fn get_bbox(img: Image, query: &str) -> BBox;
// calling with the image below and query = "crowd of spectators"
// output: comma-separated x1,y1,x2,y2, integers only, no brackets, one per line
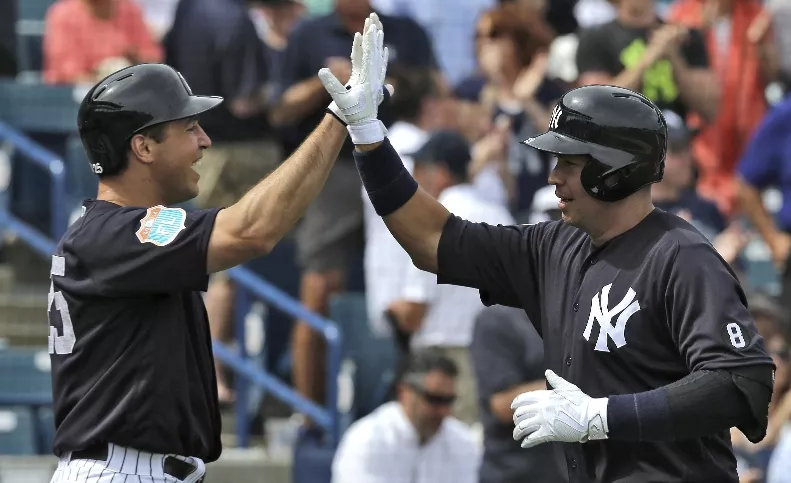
4,0,791,481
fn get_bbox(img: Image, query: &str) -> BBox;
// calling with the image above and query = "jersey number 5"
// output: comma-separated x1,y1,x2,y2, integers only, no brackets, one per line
48,255,76,355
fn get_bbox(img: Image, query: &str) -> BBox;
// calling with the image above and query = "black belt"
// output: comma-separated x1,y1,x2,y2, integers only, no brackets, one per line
72,444,202,482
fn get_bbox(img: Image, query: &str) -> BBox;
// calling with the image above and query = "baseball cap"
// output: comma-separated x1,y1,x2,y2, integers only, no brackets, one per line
663,110,691,152
411,130,472,180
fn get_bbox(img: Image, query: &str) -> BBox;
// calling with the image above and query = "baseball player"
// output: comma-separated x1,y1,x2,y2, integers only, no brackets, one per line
46,14,390,483
321,82,776,482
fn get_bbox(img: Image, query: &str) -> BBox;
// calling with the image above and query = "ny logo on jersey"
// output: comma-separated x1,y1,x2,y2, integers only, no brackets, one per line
549,104,562,130
582,283,641,352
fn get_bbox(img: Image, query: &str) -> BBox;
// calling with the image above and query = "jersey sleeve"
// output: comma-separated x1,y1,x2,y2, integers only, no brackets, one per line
73,205,221,295
437,216,543,309
665,242,773,372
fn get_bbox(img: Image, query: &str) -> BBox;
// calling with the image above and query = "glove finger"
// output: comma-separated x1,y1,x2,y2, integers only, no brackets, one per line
511,390,548,409
512,405,538,423
521,428,552,449
359,24,377,84
371,12,382,31
512,419,541,441
349,32,362,83
377,84,393,106
318,68,346,95
545,370,576,391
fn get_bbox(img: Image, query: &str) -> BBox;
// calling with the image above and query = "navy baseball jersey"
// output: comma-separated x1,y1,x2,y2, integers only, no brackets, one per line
437,208,773,483
47,200,223,462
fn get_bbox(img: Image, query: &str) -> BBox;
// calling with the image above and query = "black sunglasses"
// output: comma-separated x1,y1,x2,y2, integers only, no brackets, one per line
408,382,457,406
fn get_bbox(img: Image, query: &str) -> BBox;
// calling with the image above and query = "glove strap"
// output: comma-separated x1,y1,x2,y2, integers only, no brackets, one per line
586,397,610,441
348,119,386,145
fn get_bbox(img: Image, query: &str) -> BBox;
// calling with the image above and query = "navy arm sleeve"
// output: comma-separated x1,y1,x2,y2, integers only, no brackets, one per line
606,242,775,442
437,216,544,313
70,205,221,295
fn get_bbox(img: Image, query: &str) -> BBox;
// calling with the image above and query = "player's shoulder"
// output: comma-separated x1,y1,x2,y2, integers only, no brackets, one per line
647,208,722,260
65,201,189,254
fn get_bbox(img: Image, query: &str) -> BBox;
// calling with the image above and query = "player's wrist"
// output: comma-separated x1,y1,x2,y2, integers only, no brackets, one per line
347,119,386,145
586,397,610,441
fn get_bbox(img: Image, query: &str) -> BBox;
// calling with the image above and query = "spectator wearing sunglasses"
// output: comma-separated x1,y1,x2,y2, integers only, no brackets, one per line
331,349,481,483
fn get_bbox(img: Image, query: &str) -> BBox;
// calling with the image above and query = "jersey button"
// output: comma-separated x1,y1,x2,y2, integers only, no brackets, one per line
573,303,579,312
570,458,578,470
565,356,572,366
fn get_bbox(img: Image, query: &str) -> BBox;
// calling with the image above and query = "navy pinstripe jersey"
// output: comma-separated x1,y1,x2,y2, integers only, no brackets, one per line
47,199,223,462
437,208,773,483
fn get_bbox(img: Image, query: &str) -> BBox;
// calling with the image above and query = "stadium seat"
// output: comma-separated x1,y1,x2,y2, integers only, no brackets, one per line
0,406,38,455
0,81,80,133
328,293,399,420
0,347,53,405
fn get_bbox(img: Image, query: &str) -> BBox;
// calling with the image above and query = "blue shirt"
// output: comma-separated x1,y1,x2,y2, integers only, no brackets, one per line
275,11,437,156
738,97,791,231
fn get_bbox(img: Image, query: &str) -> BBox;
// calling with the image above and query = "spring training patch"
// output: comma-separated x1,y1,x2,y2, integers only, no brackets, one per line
136,206,187,246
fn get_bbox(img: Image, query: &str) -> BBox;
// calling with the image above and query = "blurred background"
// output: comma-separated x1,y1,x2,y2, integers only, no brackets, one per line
1,0,791,482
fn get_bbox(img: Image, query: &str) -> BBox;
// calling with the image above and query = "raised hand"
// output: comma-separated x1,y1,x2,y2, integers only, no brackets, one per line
320,13,393,145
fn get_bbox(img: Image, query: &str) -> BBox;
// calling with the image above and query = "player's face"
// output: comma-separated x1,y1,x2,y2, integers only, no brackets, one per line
400,371,456,440
151,118,211,205
548,154,606,228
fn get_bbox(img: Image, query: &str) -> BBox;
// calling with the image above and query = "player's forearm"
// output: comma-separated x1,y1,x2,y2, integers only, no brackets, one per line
667,54,719,123
606,367,773,443
354,139,451,274
269,78,328,126
611,61,652,93
227,115,345,253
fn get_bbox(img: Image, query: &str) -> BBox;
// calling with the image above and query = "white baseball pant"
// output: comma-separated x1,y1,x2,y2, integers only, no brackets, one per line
49,443,206,483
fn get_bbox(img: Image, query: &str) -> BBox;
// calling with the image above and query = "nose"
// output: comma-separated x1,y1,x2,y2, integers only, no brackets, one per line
548,164,563,186
197,125,212,150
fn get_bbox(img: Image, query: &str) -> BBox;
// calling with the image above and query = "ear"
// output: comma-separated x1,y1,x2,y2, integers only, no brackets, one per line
128,133,156,166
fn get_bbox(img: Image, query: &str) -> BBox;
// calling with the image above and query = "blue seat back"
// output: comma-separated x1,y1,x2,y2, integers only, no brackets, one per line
328,293,398,420
0,347,52,403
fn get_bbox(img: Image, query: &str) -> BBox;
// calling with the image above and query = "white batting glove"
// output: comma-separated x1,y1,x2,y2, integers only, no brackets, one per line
320,13,392,145
511,370,609,448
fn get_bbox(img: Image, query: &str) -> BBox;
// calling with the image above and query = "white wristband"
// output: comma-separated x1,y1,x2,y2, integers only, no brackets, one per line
347,120,386,145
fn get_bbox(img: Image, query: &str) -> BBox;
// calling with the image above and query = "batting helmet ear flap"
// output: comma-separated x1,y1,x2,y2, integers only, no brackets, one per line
82,131,125,176
581,159,663,202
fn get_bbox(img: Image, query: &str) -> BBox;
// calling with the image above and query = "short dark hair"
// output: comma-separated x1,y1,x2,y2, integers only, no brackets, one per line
398,348,458,385
387,65,439,124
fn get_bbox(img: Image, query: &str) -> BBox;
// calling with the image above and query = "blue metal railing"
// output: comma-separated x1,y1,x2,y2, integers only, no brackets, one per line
0,119,343,447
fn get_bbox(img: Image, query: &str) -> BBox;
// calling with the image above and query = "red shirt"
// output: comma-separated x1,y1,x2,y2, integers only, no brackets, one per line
43,0,163,84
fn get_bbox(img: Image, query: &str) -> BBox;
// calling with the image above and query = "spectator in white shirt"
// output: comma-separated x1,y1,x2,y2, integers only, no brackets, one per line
331,349,481,483
386,131,515,425
363,66,443,339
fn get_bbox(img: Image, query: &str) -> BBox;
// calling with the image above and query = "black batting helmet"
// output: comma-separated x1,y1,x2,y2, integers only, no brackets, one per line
522,84,667,202
77,63,223,176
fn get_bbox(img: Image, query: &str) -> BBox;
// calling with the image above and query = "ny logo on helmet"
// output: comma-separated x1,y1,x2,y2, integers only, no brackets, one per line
549,105,562,130
583,283,641,352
